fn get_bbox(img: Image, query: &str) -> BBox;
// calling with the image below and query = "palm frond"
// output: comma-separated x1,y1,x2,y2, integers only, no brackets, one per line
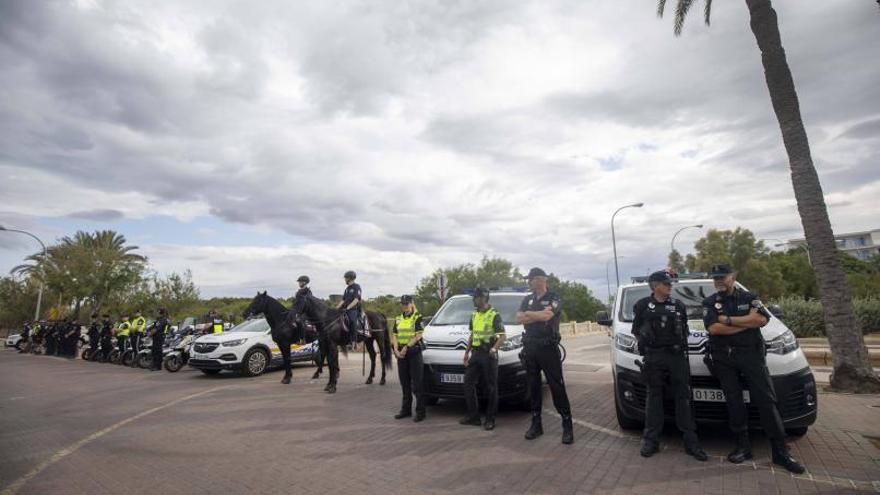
657,0,668,18
704,0,713,27
674,0,696,36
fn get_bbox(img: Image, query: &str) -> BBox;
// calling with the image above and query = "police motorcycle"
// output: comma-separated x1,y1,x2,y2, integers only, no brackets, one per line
163,327,195,372
136,333,155,369
109,338,136,366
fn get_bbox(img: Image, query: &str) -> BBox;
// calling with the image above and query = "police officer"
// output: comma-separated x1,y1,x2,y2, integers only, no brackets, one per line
130,310,147,362
44,321,58,356
633,270,708,460
116,314,131,361
295,275,313,298
206,310,224,334
87,314,101,359
18,321,33,353
337,270,362,345
392,295,426,422
460,288,506,430
516,267,574,444
64,319,81,358
150,308,171,371
100,314,114,361
703,263,805,473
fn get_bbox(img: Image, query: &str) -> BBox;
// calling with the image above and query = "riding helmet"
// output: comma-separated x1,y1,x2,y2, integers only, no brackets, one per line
297,275,310,284
344,270,357,280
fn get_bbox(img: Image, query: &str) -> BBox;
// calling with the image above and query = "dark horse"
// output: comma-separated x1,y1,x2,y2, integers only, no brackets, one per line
242,292,305,385
312,310,392,386
288,293,392,393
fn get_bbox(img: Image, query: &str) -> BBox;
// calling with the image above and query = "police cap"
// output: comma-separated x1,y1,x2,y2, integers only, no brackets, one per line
473,287,490,300
647,270,673,284
400,295,414,305
709,263,734,277
525,267,548,279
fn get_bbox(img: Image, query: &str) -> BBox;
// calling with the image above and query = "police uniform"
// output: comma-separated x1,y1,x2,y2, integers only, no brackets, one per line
116,319,131,356
519,267,573,443
633,271,706,460
393,302,425,421
100,318,114,360
342,281,362,342
151,315,170,370
211,318,224,334
702,263,804,473
87,320,101,357
44,323,58,355
461,294,506,429
130,315,147,357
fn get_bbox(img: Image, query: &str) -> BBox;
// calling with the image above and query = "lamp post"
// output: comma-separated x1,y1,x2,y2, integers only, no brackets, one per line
611,203,644,287
604,257,625,308
0,225,47,320
671,224,703,253
776,243,811,265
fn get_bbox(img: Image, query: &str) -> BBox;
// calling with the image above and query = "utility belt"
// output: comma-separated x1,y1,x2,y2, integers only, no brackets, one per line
471,343,494,352
643,343,685,354
523,334,559,347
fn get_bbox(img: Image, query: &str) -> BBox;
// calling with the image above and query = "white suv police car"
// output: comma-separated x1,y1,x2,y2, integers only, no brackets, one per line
599,275,817,435
189,317,318,376
421,291,529,405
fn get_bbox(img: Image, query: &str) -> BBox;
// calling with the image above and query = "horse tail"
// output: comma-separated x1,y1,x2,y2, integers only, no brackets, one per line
379,313,393,371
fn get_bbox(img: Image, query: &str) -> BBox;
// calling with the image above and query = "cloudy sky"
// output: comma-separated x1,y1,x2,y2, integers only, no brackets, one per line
1,0,878,301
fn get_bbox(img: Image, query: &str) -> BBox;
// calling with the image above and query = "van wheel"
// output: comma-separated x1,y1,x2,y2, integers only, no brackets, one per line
786,427,808,437
242,348,269,377
615,391,643,430
200,369,221,375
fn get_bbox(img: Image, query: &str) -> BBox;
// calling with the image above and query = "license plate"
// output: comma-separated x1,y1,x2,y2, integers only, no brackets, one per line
693,388,750,403
440,373,465,384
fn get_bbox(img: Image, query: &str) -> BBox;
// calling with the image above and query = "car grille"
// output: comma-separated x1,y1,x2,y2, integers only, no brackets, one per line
194,343,219,353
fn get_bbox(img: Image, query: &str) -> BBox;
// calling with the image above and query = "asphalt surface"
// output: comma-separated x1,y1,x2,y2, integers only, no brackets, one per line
1,335,878,494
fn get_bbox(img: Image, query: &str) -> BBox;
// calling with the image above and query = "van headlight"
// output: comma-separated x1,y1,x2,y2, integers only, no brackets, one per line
499,334,523,352
765,330,798,355
222,338,248,347
614,333,638,354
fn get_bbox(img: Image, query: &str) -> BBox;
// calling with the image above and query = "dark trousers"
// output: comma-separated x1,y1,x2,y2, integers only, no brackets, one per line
88,332,100,353
131,333,141,354
397,346,425,415
464,348,499,420
151,334,165,369
642,348,697,444
45,335,56,355
345,309,360,343
523,343,571,416
710,345,785,441
117,336,128,355
101,337,113,359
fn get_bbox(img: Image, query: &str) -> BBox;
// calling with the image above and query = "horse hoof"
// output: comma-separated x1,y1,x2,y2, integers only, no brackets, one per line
281,376,291,385
327,386,336,394
365,377,373,385
380,378,386,385
311,372,321,380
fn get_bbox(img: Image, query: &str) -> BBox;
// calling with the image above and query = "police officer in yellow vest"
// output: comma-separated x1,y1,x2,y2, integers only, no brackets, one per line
392,295,426,422
207,310,224,334
115,314,131,358
460,288,506,430
130,310,147,364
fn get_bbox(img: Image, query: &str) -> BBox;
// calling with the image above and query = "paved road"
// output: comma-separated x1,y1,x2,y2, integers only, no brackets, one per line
1,335,878,494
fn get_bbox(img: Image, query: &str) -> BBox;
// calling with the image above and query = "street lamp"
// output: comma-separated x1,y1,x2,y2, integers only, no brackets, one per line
671,224,703,253
775,242,811,265
605,256,626,307
0,225,47,320
611,203,644,288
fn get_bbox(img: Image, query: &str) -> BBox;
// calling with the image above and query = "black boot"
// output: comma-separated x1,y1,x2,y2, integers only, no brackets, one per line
771,442,805,474
394,410,411,420
524,414,543,440
684,442,709,462
561,416,574,444
413,411,426,423
459,416,482,426
727,433,753,464
640,440,660,457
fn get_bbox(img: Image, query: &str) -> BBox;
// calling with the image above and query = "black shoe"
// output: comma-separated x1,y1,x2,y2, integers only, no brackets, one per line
459,416,482,426
394,411,411,420
685,443,709,462
413,413,426,423
524,416,543,440
640,441,660,458
726,446,753,464
772,447,805,474
561,416,574,445
484,419,495,431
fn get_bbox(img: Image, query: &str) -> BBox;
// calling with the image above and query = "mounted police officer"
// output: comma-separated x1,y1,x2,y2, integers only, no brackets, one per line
460,288,506,430
633,270,707,460
338,270,362,345
150,308,171,371
295,275,313,298
392,295,425,422
516,267,574,444
702,263,804,473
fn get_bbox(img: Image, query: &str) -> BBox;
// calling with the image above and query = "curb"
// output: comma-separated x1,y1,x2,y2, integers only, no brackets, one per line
802,348,880,367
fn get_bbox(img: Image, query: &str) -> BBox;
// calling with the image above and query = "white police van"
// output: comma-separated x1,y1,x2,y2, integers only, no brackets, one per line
421,290,529,405
599,275,817,435
189,317,318,376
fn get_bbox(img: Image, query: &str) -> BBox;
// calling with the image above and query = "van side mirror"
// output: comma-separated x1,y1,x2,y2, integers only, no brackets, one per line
596,311,612,327
767,304,784,319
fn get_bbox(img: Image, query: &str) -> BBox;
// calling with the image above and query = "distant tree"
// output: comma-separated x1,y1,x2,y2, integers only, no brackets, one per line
668,249,686,274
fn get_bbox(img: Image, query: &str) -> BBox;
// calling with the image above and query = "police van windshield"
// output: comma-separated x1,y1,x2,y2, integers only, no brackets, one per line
430,295,524,326
619,282,717,322
228,318,270,333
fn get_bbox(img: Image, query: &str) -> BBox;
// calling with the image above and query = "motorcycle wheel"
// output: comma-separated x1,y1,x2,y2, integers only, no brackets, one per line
80,348,91,361
163,354,183,372
109,349,121,364
121,350,135,367
137,353,151,369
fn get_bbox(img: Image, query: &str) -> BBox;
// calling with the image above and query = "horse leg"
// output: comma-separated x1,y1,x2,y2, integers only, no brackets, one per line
281,340,292,384
326,344,338,394
378,335,387,385
365,338,376,385
312,339,324,380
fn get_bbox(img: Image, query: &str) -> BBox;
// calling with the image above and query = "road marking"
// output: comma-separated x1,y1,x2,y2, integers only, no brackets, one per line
543,408,629,438
0,386,229,495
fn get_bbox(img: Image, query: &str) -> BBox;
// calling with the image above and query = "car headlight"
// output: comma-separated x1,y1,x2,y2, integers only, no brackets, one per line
222,338,248,347
766,330,798,355
614,332,639,354
499,334,523,352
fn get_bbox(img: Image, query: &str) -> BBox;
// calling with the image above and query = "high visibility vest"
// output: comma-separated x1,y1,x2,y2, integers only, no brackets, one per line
212,320,223,334
131,316,146,334
470,307,499,347
394,311,421,345
117,321,131,337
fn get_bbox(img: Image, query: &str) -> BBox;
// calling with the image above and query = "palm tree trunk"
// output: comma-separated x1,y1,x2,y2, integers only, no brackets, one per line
745,0,879,392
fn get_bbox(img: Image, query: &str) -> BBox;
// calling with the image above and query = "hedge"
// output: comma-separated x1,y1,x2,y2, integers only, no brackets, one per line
772,297,880,338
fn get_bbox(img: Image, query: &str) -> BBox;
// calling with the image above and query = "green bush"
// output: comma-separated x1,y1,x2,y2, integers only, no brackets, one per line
772,297,880,337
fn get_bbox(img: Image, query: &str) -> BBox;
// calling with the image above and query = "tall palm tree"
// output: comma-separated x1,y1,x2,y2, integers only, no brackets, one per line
657,0,879,392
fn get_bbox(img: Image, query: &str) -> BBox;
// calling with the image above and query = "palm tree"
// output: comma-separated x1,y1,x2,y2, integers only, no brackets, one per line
657,0,880,392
